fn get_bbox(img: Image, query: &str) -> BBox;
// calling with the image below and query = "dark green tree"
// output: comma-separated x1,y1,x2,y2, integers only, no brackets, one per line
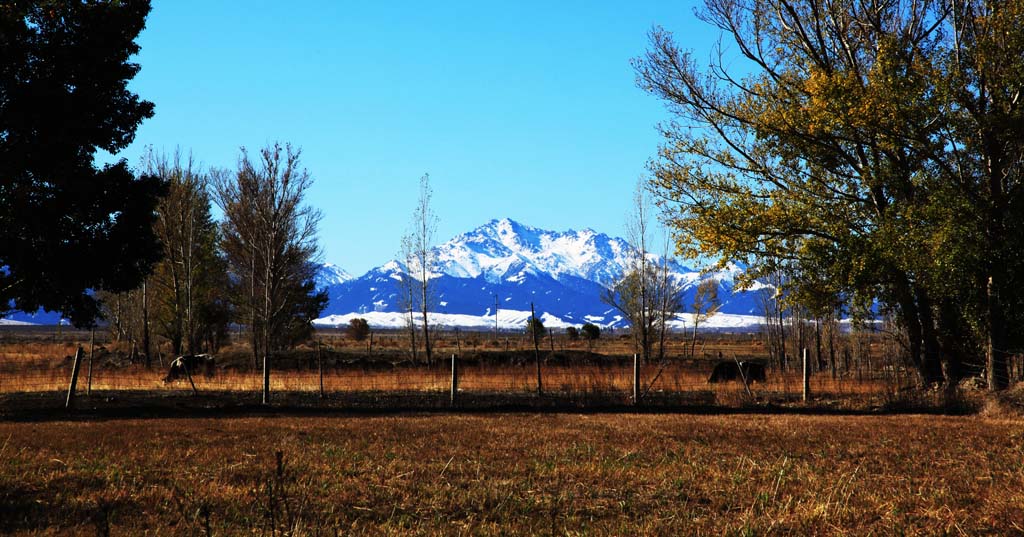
0,1,163,327
581,323,601,341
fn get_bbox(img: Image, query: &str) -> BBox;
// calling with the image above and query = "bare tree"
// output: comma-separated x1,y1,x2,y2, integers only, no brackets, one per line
603,182,682,364
654,234,682,362
403,174,438,366
398,236,419,363
689,279,721,359
144,148,226,356
215,143,325,405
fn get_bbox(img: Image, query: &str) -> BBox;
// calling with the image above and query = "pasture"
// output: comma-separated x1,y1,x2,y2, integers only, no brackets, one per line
1,412,1023,535
0,326,917,415
2,326,1021,534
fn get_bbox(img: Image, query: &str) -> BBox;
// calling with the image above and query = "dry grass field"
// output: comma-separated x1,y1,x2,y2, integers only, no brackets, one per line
1,412,1023,535
1,329,1023,534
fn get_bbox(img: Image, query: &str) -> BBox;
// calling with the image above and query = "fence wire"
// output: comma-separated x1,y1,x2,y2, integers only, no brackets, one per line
0,350,920,406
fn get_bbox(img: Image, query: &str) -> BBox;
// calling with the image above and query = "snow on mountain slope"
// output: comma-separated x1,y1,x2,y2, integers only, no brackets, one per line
433,218,682,286
315,263,353,289
314,310,763,332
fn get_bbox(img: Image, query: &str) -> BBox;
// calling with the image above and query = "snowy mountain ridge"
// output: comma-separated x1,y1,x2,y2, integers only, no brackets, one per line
316,219,769,330
315,263,354,289
2,219,769,330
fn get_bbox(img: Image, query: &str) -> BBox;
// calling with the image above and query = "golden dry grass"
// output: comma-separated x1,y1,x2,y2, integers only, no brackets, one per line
0,413,1021,535
0,361,896,404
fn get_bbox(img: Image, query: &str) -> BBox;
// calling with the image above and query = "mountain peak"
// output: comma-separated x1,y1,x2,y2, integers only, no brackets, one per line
431,218,637,286
309,218,766,330
315,263,353,289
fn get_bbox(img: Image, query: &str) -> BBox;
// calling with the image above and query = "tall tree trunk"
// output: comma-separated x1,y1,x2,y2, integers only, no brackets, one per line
897,287,925,381
778,304,787,371
915,288,944,385
142,279,151,368
408,308,418,363
250,245,258,369
938,297,966,385
421,298,431,367
828,315,837,380
986,273,1010,390
815,319,824,371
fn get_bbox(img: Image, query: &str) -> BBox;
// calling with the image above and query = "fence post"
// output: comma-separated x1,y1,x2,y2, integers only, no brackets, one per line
185,359,198,396
802,347,810,402
317,339,324,399
531,302,543,396
450,354,458,407
262,352,270,405
87,328,95,396
632,353,640,406
65,346,84,409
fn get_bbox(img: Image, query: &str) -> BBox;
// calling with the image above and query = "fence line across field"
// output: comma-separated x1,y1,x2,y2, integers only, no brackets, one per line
0,351,914,409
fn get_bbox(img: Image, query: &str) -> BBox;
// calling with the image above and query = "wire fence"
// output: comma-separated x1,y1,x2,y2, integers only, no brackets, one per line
0,344,918,410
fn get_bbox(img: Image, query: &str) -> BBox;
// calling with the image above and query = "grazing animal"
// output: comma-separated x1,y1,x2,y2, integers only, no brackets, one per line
164,354,215,383
708,360,767,384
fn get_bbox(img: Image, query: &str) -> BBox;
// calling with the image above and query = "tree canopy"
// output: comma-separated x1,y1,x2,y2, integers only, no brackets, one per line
637,0,1024,388
0,0,163,327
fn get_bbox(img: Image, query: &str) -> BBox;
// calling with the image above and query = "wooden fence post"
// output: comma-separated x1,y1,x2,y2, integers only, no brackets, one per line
262,352,270,405
802,347,810,402
87,329,95,396
318,339,324,399
450,354,458,407
733,354,753,400
65,346,84,409
185,359,198,396
632,353,640,406
532,303,543,397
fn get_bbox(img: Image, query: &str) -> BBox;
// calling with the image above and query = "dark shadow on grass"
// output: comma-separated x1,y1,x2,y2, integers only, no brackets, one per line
0,388,978,423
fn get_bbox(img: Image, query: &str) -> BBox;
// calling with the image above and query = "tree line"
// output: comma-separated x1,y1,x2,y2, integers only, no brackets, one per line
102,146,326,365
0,2,325,406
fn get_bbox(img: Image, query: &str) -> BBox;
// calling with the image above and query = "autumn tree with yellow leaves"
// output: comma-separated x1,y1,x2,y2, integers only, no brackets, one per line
637,0,1024,389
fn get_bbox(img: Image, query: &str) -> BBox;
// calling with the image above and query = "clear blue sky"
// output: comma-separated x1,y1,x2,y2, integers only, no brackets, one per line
110,1,716,275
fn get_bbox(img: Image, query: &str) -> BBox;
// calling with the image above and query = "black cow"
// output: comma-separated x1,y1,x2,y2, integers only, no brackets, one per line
708,360,767,384
164,354,216,383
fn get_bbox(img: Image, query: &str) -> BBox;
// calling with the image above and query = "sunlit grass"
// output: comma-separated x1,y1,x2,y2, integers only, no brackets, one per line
1,413,1021,534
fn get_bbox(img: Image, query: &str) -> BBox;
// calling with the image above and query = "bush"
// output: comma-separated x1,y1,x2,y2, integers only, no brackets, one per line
581,323,601,341
565,326,580,340
347,318,370,341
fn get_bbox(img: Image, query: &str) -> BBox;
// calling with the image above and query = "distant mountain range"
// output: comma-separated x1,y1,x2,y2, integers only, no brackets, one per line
314,218,769,331
2,219,771,331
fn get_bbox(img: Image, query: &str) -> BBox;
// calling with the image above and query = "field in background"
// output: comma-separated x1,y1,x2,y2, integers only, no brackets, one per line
1,413,1022,535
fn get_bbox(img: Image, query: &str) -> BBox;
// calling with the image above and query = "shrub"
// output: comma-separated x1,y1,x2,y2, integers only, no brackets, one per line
581,323,601,341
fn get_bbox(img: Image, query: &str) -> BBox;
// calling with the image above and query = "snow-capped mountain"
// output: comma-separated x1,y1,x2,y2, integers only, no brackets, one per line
317,219,769,330
315,263,353,289
2,219,770,330
433,218,650,286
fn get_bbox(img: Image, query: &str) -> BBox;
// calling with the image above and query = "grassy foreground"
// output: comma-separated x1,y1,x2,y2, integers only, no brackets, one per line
1,413,1022,535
